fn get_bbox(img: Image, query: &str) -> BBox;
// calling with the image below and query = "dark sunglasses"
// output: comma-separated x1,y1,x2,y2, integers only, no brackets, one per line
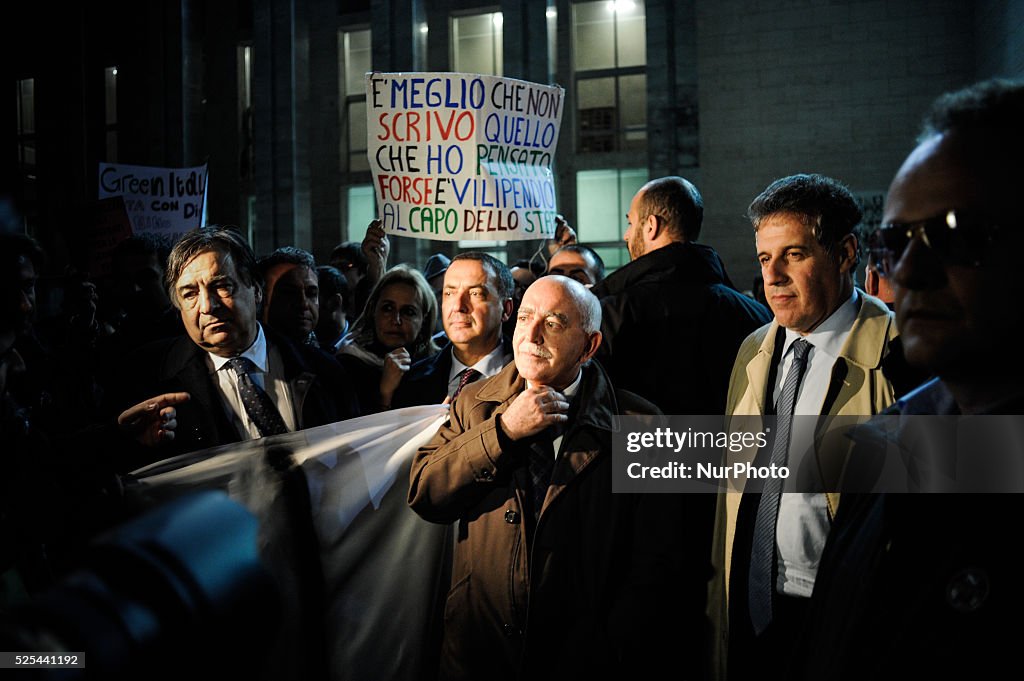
869,210,1001,277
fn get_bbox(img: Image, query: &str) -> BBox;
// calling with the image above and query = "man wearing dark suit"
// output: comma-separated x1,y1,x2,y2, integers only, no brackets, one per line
113,226,358,468
393,252,513,408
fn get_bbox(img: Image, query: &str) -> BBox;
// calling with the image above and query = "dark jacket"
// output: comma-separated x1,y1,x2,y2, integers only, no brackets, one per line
392,337,512,408
592,241,772,415
391,343,456,409
112,326,359,468
337,341,445,414
408,360,714,680
790,380,1024,679
335,350,386,415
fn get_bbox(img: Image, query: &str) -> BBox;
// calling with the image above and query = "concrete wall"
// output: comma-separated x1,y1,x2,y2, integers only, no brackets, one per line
976,0,1024,79
695,0,976,289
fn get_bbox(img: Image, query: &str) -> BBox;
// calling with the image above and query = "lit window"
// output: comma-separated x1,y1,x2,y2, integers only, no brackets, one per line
452,12,503,76
238,44,255,237
104,67,118,161
572,0,647,153
574,2,615,70
238,45,254,182
346,185,376,240
340,29,372,172
343,30,372,94
547,5,557,83
575,168,647,270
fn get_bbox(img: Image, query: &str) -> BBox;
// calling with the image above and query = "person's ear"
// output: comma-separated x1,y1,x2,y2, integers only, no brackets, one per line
864,268,880,297
645,213,660,241
579,331,602,364
501,297,514,323
837,233,858,274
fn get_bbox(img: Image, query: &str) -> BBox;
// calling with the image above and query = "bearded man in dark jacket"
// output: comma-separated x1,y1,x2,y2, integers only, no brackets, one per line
592,176,772,415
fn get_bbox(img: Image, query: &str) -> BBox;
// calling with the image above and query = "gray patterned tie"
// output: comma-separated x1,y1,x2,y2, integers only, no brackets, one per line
527,424,563,522
226,356,289,437
748,338,812,635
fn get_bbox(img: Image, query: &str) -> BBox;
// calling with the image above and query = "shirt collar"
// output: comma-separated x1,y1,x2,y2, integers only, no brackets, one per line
782,290,859,361
450,342,510,381
209,323,269,372
526,367,584,398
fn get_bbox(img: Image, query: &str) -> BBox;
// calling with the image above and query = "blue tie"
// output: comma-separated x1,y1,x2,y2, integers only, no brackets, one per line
226,356,289,437
748,338,812,635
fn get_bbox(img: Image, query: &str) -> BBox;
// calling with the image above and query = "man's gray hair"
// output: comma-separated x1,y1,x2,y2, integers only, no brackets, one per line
165,225,261,309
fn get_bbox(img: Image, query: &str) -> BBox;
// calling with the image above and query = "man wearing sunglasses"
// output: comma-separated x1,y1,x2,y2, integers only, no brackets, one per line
790,79,1024,679
710,173,902,680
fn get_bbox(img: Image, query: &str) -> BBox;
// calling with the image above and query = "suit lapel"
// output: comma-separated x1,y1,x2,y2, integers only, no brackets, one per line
163,337,240,447
745,341,775,414
267,328,320,428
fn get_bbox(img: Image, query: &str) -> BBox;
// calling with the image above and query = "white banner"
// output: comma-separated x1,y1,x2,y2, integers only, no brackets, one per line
130,405,451,680
367,72,564,242
98,162,208,248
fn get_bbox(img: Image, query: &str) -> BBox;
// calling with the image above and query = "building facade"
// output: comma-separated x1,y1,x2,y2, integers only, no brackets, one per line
2,0,1022,289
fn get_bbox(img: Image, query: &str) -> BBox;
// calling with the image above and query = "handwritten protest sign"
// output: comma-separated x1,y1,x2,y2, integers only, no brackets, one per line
98,162,208,249
366,73,563,242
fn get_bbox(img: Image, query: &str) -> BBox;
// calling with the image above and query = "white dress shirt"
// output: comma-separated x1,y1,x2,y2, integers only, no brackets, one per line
207,324,298,439
772,290,858,598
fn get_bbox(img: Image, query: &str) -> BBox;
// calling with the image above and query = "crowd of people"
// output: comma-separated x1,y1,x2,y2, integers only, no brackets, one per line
1,77,1022,679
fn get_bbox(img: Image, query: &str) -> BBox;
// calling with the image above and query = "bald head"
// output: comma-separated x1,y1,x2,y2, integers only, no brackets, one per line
625,176,704,260
513,276,602,389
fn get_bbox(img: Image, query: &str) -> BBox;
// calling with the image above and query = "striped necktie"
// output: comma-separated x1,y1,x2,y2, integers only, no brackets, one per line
748,338,812,635
452,368,481,400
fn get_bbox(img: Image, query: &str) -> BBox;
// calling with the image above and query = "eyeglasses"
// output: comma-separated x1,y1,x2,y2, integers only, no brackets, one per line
869,210,1001,277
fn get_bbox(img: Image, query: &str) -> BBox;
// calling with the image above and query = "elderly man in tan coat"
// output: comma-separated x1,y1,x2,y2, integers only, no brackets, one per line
709,174,900,680
411,275,713,681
